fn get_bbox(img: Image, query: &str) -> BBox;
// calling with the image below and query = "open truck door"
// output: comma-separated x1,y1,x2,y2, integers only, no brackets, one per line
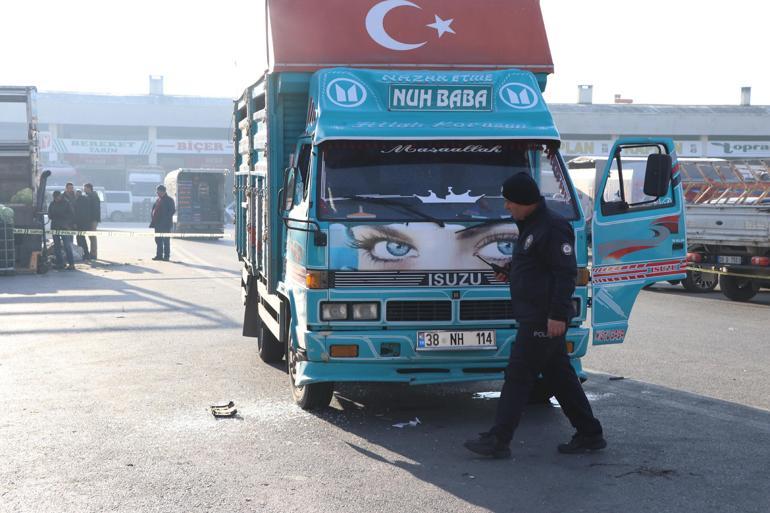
590,138,687,345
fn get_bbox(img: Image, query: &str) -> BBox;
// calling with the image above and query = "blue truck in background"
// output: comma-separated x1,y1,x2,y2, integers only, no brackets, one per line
233,0,687,409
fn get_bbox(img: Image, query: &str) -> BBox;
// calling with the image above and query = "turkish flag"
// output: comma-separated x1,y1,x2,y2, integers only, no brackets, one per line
267,0,553,73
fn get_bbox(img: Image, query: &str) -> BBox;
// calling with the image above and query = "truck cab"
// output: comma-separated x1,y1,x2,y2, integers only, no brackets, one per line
234,0,687,409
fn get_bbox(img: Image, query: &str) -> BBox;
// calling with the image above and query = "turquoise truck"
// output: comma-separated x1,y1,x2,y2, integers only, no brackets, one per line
234,0,687,409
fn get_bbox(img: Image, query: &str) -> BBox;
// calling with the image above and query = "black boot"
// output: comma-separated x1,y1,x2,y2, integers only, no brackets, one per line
464,432,511,459
557,432,607,454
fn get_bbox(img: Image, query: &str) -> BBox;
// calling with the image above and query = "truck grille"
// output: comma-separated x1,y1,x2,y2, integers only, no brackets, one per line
386,301,452,322
460,300,513,321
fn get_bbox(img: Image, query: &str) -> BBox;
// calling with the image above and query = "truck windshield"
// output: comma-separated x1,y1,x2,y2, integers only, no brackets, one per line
318,140,578,221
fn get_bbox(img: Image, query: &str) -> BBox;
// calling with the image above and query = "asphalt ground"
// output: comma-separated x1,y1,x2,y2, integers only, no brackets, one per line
1,224,769,513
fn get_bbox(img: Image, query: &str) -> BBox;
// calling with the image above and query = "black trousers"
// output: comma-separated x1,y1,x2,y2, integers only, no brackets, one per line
76,234,90,257
76,222,97,258
154,228,170,258
492,322,602,444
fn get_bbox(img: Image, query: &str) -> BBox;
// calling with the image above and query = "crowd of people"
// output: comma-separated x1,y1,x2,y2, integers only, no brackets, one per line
46,182,176,269
46,182,100,270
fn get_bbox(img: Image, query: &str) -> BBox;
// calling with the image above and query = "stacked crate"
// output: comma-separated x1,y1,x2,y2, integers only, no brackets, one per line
0,212,14,273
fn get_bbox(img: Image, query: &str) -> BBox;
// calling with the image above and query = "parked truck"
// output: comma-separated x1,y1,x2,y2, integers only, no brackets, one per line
128,167,166,221
568,156,770,300
679,160,770,301
0,86,49,272
164,168,226,237
234,0,688,409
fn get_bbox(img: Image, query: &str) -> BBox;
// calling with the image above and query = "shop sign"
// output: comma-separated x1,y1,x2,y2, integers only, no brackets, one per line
155,139,233,155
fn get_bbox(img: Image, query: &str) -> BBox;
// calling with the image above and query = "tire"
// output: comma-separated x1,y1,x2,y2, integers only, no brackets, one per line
682,270,718,293
288,342,333,410
258,321,285,363
719,275,759,302
242,279,260,337
110,211,125,222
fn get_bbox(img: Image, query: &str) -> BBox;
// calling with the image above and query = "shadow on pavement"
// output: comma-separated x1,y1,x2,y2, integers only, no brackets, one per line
0,261,239,335
302,378,770,513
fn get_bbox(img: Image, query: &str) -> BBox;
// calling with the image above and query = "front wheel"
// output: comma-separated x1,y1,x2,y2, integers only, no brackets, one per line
719,275,759,302
682,270,718,293
288,343,333,410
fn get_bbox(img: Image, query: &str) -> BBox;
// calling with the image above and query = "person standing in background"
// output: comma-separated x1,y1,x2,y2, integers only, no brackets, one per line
73,190,92,261
48,190,76,271
84,183,101,259
150,185,175,261
63,182,76,204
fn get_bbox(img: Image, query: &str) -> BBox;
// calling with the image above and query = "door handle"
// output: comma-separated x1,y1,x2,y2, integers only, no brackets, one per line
673,242,684,250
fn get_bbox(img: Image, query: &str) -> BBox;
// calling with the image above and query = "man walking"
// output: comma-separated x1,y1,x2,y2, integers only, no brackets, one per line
84,183,101,259
150,185,175,261
464,172,605,458
48,190,76,271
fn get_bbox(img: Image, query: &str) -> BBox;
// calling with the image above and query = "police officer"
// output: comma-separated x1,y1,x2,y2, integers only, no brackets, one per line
464,172,605,458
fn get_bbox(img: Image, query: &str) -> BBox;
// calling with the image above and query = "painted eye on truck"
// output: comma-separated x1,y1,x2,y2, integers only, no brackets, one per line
370,240,418,261
475,234,516,262
352,234,418,262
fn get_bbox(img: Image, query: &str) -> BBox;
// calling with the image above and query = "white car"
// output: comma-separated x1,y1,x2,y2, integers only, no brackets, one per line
101,191,133,222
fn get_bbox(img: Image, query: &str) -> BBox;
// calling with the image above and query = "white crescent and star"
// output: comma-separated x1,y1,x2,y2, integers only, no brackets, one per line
365,0,455,51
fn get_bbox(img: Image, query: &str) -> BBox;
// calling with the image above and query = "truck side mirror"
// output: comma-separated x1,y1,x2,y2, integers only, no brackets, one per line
643,154,672,197
282,167,297,211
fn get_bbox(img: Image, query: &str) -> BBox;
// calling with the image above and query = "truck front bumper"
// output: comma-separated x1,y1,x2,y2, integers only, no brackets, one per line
293,327,590,386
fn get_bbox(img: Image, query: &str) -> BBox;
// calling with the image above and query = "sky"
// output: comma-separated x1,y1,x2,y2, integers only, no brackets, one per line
1,0,768,105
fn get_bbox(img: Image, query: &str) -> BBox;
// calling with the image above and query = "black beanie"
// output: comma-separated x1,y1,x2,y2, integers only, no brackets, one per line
501,172,541,205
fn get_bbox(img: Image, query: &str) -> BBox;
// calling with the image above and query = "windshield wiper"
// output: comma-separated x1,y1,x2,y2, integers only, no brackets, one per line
348,195,445,227
456,217,512,234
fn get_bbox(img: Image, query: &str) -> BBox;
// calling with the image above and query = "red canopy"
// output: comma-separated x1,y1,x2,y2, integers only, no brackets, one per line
267,0,553,73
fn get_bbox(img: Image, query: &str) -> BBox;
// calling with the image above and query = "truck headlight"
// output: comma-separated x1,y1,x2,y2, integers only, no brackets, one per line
321,303,348,321
351,302,379,321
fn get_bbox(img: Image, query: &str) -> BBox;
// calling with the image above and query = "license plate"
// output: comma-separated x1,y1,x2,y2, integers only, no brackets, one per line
718,255,742,264
416,330,496,351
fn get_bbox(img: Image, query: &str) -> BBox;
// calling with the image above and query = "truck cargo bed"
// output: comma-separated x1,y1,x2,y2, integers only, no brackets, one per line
686,204,770,247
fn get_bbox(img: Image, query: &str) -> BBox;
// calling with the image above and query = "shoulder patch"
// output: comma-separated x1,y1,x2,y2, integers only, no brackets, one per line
561,243,573,256
524,234,534,250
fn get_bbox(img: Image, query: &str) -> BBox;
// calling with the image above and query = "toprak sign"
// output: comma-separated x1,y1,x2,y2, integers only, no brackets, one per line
266,0,553,73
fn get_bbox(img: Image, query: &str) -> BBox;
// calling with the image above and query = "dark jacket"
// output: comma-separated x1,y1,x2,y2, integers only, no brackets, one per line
74,195,92,229
48,198,76,231
508,199,577,324
86,191,101,223
150,194,176,232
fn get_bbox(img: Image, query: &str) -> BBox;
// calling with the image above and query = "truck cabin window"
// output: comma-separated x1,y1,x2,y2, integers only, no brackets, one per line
601,145,673,215
317,140,578,222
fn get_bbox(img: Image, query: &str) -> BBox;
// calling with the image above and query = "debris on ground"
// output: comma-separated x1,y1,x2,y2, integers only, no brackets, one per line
615,466,677,479
392,417,421,428
209,401,238,418
472,391,501,400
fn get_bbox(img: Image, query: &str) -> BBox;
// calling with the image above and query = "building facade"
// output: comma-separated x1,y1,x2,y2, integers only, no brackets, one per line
6,81,769,198
37,86,233,194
